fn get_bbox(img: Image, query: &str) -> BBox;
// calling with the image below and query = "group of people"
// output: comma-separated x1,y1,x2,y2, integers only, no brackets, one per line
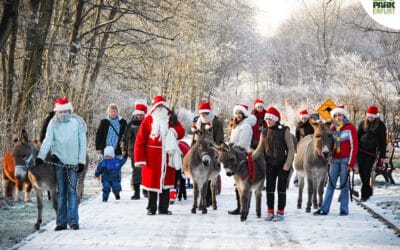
36,94,388,230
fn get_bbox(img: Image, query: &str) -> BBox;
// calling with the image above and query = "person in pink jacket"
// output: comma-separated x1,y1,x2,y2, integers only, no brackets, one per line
134,96,185,215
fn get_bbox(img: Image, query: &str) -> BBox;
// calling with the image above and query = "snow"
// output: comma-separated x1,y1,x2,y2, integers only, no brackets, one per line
15,161,400,250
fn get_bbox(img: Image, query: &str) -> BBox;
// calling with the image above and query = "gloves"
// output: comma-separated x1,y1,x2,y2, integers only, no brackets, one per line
169,111,178,126
35,158,44,166
77,163,85,173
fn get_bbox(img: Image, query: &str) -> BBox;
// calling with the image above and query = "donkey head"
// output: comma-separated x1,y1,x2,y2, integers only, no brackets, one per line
311,121,333,159
12,129,38,180
213,143,244,176
194,130,215,167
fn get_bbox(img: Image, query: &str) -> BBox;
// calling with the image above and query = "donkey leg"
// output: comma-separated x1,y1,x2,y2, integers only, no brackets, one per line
318,182,324,208
297,176,304,209
34,190,44,230
255,188,262,218
210,179,217,210
191,183,198,213
306,178,313,213
240,190,250,222
14,180,25,202
200,184,208,214
24,181,32,202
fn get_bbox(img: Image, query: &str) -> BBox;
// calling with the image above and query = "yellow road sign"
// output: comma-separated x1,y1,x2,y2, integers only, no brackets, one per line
317,99,337,121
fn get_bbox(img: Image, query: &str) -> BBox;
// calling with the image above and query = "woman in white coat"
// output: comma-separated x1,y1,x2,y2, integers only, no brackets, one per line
227,104,256,215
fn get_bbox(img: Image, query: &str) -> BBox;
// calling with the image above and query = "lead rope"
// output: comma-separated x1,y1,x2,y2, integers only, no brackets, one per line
45,161,80,191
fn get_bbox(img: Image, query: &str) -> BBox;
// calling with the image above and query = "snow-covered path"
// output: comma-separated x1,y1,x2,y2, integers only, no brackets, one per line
15,169,400,250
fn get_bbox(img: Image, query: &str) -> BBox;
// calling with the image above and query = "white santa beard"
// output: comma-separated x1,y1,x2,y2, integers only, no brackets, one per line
199,115,211,123
150,107,169,140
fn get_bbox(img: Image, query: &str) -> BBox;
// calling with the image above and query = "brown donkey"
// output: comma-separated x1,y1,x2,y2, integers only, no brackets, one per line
294,120,333,213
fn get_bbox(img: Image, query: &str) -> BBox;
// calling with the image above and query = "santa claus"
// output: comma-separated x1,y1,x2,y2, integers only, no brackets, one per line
134,96,185,215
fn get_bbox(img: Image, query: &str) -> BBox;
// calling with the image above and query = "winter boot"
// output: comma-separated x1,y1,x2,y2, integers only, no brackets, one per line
131,184,140,200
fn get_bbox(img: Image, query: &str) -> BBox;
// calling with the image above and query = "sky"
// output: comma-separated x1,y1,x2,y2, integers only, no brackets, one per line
252,0,301,37
14,157,400,250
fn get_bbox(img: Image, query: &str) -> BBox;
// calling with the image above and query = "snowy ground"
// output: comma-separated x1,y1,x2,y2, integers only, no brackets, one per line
14,161,400,250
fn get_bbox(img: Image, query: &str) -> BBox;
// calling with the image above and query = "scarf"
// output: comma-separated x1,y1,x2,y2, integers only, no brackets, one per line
332,118,348,153
106,117,120,149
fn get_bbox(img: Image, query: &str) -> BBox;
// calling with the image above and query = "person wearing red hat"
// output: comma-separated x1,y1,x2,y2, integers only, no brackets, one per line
191,101,224,207
227,103,257,215
121,102,148,200
191,101,224,146
36,97,87,231
357,105,387,202
95,103,127,157
314,105,358,216
293,109,315,187
251,99,267,149
134,96,185,215
253,106,295,221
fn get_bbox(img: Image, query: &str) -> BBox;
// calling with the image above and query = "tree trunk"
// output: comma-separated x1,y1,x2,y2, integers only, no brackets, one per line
14,0,55,132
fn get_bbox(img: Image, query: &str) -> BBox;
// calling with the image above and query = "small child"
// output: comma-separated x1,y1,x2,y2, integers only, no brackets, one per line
95,146,127,202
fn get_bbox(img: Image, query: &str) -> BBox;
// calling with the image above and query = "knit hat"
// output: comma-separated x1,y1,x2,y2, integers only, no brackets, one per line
104,146,115,158
330,105,350,119
264,107,281,122
299,109,310,119
53,97,73,112
233,104,249,117
366,106,379,118
150,95,170,113
254,99,265,109
198,102,211,114
133,103,147,116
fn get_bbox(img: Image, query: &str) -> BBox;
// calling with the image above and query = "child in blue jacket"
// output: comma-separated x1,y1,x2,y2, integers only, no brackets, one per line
95,146,127,202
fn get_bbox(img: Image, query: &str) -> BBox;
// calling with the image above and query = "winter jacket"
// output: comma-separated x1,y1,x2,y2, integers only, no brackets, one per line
39,111,55,143
295,120,314,142
253,123,295,168
357,119,387,158
134,115,185,192
331,122,358,169
38,114,87,165
95,157,127,182
95,116,127,155
251,110,266,149
191,114,224,146
229,115,256,151
121,116,143,158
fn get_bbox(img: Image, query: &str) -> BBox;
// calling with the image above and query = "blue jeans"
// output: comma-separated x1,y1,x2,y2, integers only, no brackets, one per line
320,158,350,214
55,165,79,226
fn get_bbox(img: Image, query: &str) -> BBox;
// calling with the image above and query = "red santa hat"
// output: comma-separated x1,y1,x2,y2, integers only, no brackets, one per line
299,109,310,119
233,104,249,117
264,107,281,122
53,97,73,112
366,106,379,118
254,99,265,109
133,103,147,116
198,102,211,114
150,95,170,113
330,105,350,119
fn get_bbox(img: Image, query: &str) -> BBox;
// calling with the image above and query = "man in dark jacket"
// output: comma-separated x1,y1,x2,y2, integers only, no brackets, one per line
121,103,147,199
357,106,387,202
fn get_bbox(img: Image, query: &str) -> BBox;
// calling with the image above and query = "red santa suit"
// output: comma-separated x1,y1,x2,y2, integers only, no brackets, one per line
134,115,185,192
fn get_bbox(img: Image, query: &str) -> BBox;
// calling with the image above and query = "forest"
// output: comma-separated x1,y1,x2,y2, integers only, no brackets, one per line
0,0,399,153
